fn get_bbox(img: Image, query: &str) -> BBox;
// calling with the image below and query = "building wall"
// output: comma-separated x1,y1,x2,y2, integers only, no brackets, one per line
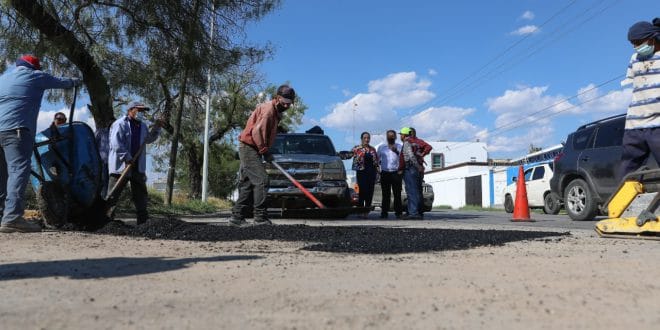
491,167,509,207
424,165,491,209
423,141,488,170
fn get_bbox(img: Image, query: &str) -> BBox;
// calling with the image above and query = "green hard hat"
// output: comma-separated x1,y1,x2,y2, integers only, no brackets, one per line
400,127,411,135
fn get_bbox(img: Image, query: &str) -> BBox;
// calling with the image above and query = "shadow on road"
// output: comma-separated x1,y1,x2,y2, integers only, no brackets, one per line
94,218,569,254
0,255,261,281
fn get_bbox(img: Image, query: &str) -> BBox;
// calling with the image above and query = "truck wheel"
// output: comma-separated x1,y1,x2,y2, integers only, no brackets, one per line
543,192,561,215
37,182,68,228
564,179,597,221
504,195,514,213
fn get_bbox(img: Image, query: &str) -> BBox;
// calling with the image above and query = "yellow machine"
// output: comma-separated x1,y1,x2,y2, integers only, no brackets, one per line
595,169,660,240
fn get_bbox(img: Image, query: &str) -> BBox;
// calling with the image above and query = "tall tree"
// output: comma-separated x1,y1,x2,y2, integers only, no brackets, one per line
1,0,280,203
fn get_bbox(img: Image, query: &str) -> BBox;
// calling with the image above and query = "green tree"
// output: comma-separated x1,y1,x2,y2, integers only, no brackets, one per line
1,0,280,204
153,70,308,199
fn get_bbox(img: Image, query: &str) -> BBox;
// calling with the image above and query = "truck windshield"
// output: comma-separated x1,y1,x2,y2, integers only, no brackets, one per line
271,135,337,156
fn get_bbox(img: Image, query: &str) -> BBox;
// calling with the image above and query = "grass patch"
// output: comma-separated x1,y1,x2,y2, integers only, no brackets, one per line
458,205,505,212
116,188,231,216
433,205,453,210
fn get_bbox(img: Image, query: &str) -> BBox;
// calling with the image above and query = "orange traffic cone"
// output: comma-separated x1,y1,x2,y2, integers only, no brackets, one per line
511,165,533,222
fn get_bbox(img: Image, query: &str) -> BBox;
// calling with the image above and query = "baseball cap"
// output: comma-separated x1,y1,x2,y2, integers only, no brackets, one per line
127,101,150,111
400,127,412,135
276,85,296,104
16,55,41,70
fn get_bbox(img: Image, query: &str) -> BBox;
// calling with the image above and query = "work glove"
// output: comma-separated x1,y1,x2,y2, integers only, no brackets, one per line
262,152,274,163
71,78,83,87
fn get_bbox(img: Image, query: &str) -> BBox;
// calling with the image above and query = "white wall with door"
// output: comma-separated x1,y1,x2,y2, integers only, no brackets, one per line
424,164,491,209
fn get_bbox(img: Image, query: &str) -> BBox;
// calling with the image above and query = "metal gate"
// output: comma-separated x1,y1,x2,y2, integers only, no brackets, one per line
465,175,482,206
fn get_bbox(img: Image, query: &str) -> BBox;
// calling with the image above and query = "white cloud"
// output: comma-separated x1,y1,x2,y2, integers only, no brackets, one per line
485,86,573,128
428,68,438,76
37,105,96,132
481,83,631,156
404,106,481,141
520,10,535,20
320,71,435,132
480,125,554,153
510,25,540,36
576,83,631,113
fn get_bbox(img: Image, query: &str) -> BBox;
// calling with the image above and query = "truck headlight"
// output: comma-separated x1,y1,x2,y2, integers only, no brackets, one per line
319,161,346,181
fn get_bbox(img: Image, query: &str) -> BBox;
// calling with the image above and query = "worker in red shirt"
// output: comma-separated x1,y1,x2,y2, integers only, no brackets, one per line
409,127,432,217
398,127,432,219
230,85,295,227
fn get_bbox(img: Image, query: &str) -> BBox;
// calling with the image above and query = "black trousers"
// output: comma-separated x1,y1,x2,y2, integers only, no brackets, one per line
108,167,148,223
380,171,402,216
356,169,376,208
232,143,269,221
619,127,660,181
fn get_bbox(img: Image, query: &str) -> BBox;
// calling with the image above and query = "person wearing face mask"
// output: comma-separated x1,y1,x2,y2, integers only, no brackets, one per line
107,101,163,225
230,84,296,227
351,131,380,219
376,130,403,219
618,18,660,180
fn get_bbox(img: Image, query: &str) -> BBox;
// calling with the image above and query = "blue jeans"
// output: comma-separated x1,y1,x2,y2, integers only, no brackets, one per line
403,167,421,217
0,128,34,224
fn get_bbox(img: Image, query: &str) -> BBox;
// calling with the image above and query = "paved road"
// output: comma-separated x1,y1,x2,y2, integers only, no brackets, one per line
179,209,601,233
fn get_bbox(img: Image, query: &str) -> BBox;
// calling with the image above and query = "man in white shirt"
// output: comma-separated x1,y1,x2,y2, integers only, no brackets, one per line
377,129,403,219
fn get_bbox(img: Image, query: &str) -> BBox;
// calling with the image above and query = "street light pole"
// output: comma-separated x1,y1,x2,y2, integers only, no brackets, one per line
201,5,214,202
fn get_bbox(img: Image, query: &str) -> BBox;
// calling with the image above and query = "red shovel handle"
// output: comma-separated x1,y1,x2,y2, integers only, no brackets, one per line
271,160,326,209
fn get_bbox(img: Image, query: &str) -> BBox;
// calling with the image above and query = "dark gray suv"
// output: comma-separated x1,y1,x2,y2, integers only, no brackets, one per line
550,114,626,221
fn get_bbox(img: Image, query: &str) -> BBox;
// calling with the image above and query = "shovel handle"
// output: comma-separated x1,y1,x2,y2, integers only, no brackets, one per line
270,160,326,209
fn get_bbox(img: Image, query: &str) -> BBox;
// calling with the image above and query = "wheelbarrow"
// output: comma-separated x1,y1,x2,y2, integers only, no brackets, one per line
30,87,109,229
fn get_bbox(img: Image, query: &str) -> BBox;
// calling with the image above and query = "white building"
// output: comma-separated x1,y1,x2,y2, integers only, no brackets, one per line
422,141,488,170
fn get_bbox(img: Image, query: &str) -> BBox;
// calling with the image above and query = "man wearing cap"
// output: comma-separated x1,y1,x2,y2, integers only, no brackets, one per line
618,18,660,180
408,127,432,218
230,84,295,226
398,127,431,220
0,54,81,233
107,101,162,225
52,112,67,127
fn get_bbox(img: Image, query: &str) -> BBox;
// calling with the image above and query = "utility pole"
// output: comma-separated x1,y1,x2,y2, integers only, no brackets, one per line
201,4,215,202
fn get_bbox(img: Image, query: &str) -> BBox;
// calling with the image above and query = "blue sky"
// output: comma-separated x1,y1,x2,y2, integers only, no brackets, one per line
244,0,658,158
31,0,658,181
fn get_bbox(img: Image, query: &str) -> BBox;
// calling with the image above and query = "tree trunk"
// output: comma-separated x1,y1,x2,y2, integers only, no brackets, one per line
10,0,115,128
187,142,203,199
165,70,189,206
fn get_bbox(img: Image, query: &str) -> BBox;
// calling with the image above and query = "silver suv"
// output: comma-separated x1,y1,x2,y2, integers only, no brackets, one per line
266,133,352,215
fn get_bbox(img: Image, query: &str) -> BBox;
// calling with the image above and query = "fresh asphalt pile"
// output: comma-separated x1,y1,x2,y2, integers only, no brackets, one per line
94,217,569,254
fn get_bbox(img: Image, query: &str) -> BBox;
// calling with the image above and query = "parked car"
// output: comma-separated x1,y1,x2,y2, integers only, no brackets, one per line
265,132,353,217
550,114,633,221
504,162,560,215
371,179,434,213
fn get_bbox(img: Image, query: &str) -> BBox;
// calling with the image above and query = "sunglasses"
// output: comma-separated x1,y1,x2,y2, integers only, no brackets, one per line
55,117,66,122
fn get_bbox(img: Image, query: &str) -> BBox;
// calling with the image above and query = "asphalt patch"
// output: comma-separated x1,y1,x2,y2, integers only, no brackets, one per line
93,217,569,254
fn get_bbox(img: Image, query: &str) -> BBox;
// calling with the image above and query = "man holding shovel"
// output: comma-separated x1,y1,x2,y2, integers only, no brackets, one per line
107,102,162,225
230,85,295,227
0,55,80,233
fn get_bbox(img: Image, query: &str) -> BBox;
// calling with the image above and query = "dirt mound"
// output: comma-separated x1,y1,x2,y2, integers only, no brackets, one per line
94,217,569,254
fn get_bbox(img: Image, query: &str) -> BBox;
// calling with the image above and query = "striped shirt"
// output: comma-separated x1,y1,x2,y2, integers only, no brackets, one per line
622,51,660,130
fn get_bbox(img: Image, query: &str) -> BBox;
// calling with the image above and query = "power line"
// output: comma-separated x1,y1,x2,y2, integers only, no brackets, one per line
443,73,626,153
406,0,620,117
429,0,580,105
